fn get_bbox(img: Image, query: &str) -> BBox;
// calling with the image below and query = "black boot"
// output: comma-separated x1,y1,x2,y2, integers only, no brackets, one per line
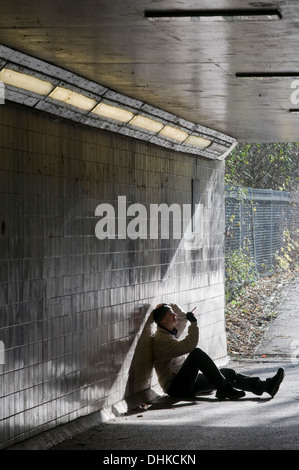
215,382,246,400
265,368,284,397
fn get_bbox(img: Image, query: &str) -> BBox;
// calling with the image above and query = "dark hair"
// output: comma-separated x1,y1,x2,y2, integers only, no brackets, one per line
152,304,171,324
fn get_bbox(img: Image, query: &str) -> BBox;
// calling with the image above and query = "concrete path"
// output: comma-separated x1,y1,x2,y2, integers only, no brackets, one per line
10,278,299,452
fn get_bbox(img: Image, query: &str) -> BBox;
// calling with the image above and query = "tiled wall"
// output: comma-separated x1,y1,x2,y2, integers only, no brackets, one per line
0,103,226,448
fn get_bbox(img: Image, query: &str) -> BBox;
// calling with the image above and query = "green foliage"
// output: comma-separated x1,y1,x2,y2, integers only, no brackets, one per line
275,229,299,271
225,143,299,191
225,243,258,301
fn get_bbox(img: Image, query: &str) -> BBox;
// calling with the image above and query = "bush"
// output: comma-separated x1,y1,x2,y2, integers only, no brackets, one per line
275,229,299,271
225,246,258,301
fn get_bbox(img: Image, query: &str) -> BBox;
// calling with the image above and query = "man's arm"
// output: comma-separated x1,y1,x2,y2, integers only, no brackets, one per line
170,303,188,338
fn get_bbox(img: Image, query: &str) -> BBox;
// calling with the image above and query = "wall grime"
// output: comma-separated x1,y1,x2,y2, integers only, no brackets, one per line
0,103,227,448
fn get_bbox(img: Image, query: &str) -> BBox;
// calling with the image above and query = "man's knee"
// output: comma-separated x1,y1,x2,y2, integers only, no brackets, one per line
186,348,209,365
189,348,202,357
220,367,236,383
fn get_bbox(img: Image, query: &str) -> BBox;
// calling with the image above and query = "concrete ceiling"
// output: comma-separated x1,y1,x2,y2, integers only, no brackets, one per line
1,0,299,143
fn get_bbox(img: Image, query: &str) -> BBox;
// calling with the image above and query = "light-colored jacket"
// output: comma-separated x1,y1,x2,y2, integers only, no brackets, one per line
152,303,199,393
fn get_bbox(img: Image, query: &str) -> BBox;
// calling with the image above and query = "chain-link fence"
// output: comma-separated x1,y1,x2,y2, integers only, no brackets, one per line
225,186,299,276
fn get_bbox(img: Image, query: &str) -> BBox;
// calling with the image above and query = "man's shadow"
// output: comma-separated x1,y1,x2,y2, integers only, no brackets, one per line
124,306,155,400
147,393,272,410
126,392,272,416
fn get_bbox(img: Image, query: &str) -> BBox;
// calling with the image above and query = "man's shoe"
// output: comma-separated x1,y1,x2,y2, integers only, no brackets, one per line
216,384,246,400
265,368,284,397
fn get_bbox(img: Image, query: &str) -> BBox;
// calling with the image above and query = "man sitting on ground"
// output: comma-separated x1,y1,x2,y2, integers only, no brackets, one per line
152,303,284,400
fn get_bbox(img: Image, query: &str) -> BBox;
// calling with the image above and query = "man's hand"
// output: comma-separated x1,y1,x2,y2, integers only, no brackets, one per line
186,311,197,323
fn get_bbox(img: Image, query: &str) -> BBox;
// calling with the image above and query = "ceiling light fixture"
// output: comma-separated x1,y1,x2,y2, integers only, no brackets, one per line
159,125,189,142
185,135,211,148
92,102,134,123
49,86,97,111
129,115,164,133
0,67,54,95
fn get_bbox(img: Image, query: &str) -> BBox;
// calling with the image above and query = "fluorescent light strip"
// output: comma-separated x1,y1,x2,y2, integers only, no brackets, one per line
159,125,188,142
0,67,202,144
129,115,164,133
0,68,54,95
145,8,282,21
49,86,97,111
185,135,211,148
92,102,134,123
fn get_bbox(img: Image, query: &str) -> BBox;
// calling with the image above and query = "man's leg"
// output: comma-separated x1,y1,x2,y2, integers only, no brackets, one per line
220,367,284,397
220,368,263,395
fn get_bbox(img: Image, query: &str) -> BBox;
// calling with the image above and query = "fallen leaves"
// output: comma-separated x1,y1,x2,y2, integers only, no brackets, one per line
225,268,298,357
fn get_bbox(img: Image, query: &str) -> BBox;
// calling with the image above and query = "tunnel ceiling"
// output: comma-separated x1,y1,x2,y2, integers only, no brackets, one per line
1,0,299,143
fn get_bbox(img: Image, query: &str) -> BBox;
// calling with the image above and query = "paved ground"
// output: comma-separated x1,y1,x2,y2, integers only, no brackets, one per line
10,278,299,453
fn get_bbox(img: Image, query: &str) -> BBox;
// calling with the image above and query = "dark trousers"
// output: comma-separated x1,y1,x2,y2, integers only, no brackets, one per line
167,348,264,397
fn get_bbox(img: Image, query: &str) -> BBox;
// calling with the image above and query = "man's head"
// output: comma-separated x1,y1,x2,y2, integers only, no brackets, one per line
152,304,178,329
